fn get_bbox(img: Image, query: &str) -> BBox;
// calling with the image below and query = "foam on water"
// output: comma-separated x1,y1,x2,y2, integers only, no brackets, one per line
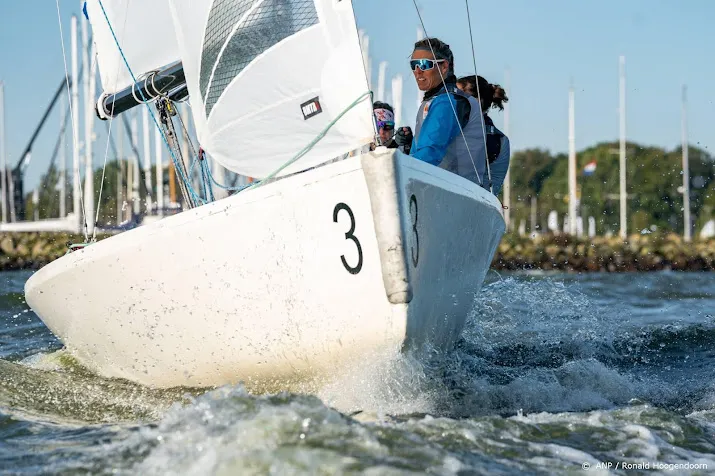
0,350,198,425
320,276,660,419
73,387,710,475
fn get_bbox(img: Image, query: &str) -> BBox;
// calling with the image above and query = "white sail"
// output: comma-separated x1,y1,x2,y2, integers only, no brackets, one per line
168,0,374,178
85,0,180,94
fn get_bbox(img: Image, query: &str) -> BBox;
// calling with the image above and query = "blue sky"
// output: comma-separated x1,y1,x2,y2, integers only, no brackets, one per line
1,0,713,190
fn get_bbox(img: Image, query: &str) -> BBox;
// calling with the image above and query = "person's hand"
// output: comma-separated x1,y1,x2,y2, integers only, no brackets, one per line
394,127,413,148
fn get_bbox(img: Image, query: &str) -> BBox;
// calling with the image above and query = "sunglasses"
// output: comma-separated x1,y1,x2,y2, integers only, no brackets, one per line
409,58,445,71
376,121,395,130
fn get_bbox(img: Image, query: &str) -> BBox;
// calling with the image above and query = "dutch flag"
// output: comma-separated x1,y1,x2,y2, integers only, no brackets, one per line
583,160,597,176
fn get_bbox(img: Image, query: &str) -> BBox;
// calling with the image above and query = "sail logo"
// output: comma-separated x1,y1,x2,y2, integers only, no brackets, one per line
301,97,323,120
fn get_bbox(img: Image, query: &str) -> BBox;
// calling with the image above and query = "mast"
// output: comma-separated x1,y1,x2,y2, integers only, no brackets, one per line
503,68,511,230
179,104,196,202
59,91,66,218
117,124,124,225
155,126,164,216
361,35,371,90
619,56,627,240
681,85,691,242
391,75,403,127
376,62,387,102
0,82,6,223
7,165,15,222
11,76,71,221
568,85,577,236
32,188,39,221
131,111,140,215
142,107,153,212
85,37,96,236
71,15,81,232
126,132,133,220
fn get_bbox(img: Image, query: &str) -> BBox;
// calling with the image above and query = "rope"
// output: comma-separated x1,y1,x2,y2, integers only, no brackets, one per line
172,106,208,204
410,0,483,186
149,71,162,97
198,150,215,202
204,163,254,192
93,100,114,239
175,104,250,194
55,0,88,241
197,157,207,200
129,70,157,104
464,0,492,193
97,0,204,207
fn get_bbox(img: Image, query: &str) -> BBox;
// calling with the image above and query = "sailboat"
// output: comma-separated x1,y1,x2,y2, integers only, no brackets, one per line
24,0,505,389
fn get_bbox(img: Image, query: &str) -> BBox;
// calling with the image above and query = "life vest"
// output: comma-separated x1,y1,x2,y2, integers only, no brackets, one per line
484,114,505,164
414,85,487,186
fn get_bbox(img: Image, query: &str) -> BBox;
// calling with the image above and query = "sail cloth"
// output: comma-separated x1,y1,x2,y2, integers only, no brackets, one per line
85,0,180,94
168,0,374,178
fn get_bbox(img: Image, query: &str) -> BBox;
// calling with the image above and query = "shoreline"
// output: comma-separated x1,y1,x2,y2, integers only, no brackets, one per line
1,231,713,273
491,233,714,272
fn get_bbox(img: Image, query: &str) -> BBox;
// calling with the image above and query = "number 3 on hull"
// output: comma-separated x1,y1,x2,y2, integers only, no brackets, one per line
333,203,363,275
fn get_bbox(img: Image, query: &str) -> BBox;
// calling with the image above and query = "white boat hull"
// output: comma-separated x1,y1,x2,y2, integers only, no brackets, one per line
25,149,504,389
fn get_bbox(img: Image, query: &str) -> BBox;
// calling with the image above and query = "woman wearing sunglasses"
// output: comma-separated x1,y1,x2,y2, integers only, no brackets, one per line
408,37,488,187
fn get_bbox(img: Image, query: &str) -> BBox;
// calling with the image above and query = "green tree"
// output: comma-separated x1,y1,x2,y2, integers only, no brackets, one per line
24,164,64,220
507,148,558,230
508,141,714,236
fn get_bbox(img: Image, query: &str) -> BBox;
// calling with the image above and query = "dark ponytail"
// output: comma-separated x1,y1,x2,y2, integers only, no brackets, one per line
490,84,508,111
456,75,509,111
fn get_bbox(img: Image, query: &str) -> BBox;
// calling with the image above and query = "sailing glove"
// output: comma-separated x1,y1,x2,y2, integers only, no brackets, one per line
394,127,413,153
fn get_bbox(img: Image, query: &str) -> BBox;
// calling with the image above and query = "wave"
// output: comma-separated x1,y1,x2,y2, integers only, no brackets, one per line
0,350,201,425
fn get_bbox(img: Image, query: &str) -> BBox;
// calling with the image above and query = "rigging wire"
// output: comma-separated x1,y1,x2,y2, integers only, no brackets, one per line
55,0,87,240
464,0,493,192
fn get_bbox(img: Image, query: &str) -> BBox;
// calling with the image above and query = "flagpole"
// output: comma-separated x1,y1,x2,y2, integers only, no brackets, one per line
619,56,627,240
391,75,403,127
681,85,691,242
503,68,511,230
0,82,6,224
568,84,577,236
71,15,81,232
377,62,387,102
82,12,95,235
